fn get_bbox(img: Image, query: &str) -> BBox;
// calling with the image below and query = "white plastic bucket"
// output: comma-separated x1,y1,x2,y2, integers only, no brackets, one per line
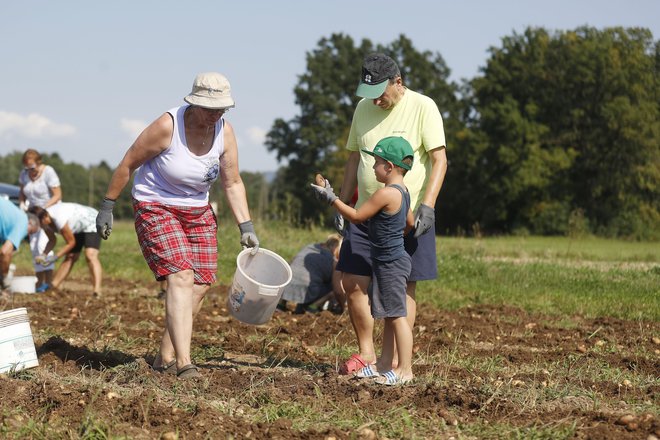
228,248,293,325
9,276,38,294
0,308,39,374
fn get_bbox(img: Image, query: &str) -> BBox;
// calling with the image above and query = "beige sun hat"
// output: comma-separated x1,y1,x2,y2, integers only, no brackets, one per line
184,72,235,109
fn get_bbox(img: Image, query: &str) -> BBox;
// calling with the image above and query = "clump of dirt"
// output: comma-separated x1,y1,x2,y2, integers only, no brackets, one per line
0,278,658,439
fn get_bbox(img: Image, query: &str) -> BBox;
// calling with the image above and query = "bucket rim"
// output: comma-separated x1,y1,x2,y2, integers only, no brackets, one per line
235,247,292,289
9,276,37,283
0,307,28,317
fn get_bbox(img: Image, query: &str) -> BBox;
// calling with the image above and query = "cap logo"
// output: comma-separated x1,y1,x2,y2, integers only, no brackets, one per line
365,74,372,83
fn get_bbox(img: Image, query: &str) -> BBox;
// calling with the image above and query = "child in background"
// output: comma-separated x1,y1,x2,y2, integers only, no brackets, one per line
311,136,415,385
31,226,55,292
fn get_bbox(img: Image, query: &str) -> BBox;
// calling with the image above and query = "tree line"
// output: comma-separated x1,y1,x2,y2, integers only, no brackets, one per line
0,151,272,225
266,26,659,240
1,26,657,239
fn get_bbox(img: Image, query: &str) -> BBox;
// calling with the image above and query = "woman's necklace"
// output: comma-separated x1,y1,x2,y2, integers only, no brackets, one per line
186,107,214,149
201,125,213,147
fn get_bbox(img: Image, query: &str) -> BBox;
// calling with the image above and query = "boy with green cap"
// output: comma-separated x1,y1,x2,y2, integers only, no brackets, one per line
311,136,415,385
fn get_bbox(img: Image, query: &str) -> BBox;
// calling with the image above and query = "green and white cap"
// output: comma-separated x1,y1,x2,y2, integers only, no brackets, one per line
362,136,414,170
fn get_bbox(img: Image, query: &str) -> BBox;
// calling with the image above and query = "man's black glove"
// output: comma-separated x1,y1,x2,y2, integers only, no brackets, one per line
413,203,435,238
334,213,346,236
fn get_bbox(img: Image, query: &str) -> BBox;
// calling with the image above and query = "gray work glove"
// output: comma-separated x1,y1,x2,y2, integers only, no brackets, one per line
413,203,435,238
96,197,115,240
239,220,260,255
334,213,346,236
310,179,338,205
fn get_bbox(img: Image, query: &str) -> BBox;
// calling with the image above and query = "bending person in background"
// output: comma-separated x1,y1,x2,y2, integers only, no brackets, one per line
279,234,344,314
334,53,448,374
95,72,259,380
0,199,40,292
18,148,62,292
29,203,103,296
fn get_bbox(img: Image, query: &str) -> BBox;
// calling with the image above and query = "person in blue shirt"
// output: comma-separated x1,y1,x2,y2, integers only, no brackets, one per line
0,198,39,291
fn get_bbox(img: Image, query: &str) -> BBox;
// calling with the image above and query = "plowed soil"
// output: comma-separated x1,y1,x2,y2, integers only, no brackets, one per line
1,277,658,439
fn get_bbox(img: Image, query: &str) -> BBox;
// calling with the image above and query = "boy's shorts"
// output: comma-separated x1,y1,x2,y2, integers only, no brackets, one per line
133,200,217,284
370,254,412,319
336,222,437,281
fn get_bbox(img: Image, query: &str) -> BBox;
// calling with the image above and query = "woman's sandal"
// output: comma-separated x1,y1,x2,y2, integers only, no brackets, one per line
375,370,413,386
152,359,177,375
177,364,201,379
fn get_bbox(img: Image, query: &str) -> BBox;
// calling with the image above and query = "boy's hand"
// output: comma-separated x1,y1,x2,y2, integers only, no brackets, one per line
413,204,435,237
310,178,338,205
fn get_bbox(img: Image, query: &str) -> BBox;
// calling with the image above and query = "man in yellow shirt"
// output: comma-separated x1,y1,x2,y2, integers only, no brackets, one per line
335,53,448,374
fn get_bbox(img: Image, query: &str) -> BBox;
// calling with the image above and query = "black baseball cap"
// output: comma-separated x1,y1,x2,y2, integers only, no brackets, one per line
356,53,400,99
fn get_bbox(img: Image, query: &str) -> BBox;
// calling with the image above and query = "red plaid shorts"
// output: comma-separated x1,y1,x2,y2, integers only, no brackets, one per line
133,200,217,284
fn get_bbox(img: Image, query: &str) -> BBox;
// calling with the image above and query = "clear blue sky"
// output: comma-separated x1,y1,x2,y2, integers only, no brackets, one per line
1,0,658,172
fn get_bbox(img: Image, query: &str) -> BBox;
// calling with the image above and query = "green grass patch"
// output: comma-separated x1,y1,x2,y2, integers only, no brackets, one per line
426,252,659,320
11,222,659,321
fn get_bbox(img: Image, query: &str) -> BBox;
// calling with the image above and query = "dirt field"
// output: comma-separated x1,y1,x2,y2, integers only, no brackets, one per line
1,278,658,439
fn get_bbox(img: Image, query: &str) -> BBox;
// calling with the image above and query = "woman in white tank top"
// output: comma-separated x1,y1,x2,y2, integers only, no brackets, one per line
96,73,260,379
18,149,62,291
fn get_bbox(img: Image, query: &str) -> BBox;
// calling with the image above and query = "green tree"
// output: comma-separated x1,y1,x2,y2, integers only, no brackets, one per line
0,151,23,187
265,33,369,222
466,26,659,238
211,171,270,222
265,33,461,224
0,151,125,216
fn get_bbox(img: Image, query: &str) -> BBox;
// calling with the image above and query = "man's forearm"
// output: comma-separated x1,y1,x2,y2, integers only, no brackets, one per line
339,152,360,203
421,147,448,207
